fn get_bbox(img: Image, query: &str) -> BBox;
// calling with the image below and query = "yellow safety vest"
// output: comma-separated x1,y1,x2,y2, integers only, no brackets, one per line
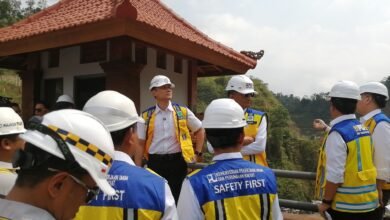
142,104,194,163
243,109,268,167
315,119,378,213
363,112,390,190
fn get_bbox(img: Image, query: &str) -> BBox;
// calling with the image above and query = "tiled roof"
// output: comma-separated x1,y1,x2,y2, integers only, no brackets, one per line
0,0,256,68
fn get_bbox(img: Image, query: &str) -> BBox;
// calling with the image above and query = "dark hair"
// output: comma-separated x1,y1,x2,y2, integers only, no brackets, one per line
0,96,12,107
110,124,136,147
15,143,87,187
205,127,243,149
10,102,20,108
370,93,387,109
34,100,49,109
331,97,357,114
52,102,74,110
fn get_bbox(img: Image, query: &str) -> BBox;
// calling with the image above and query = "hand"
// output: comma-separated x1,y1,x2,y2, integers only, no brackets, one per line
243,136,255,145
313,119,329,131
318,203,330,218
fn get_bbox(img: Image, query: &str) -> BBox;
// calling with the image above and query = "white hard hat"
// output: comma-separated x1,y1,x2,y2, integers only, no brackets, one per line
20,109,116,196
359,82,389,100
202,98,247,129
0,107,26,136
149,75,175,90
83,90,142,132
56,94,74,104
329,80,361,100
225,75,257,94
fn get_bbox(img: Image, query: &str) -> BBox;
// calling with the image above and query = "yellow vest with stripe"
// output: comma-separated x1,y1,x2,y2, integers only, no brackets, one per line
315,118,379,213
188,158,278,219
363,112,390,190
243,108,268,167
142,104,194,163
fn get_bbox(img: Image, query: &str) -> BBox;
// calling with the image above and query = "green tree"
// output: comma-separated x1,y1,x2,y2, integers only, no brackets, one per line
0,0,23,27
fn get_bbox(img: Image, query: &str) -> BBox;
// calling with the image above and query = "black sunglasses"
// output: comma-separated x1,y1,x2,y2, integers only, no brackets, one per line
244,93,255,97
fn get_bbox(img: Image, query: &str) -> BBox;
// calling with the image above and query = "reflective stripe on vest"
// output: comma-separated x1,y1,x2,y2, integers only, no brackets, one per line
315,119,379,213
363,112,390,190
189,158,277,220
243,108,268,167
142,104,194,163
75,161,165,220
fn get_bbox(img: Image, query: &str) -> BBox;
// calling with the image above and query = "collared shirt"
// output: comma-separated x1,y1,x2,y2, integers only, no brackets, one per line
177,152,283,220
325,114,356,184
139,101,202,154
0,161,17,197
207,113,267,155
360,109,390,181
113,151,178,220
0,198,55,220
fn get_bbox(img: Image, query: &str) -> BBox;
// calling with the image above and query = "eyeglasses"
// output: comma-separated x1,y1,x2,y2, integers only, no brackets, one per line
244,93,255,98
48,168,100,203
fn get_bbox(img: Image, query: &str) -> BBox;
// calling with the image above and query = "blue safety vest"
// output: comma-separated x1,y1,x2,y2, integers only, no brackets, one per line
75,160,165,220
188,158,277,219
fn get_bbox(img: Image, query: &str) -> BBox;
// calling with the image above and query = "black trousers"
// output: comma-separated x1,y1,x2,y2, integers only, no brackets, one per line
327,208,382,220
375,189,390,219
148,152,187,203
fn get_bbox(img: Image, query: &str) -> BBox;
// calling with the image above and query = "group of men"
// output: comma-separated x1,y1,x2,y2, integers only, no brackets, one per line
313,80,390,220
0,74,282,220
0,74,389,220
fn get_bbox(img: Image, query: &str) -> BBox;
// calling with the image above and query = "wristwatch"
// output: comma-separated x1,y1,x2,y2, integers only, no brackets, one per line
195,150,203,157
322,199,333,205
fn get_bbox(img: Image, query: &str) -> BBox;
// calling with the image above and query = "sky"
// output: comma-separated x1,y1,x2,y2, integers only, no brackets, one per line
41,0,390,97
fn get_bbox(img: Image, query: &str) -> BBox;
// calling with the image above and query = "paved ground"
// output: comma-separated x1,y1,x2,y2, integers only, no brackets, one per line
283,213,324,220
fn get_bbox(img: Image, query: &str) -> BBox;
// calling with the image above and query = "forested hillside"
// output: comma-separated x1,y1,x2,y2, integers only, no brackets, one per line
197,76,320,201
276,76,390,137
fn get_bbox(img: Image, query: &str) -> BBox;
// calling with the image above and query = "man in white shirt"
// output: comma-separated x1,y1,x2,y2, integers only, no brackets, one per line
139,75,205,202
315,81,381,220
76,90,178,220
178,98,283,220
357,82,390,218
0,107,26,197
224,75,268,166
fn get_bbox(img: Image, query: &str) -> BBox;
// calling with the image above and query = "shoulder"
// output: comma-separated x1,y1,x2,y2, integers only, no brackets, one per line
374,113,390,124
247,108,266,116
142,106,156,115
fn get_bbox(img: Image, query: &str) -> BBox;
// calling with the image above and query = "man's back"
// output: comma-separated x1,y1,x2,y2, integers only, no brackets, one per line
178,153,282,220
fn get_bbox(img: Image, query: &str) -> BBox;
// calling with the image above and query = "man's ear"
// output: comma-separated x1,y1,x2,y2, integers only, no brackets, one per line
47,172,68,199
237,131,244,146
0,138,12,150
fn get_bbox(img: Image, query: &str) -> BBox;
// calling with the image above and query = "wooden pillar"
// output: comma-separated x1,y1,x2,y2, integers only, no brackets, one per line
187,59,198,112
18,53,41,121
100,37,144,111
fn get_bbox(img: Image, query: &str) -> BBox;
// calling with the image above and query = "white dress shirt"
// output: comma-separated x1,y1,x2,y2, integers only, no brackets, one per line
0,198,55,220
177,152,283,220
114,151,178,220
139,101,202,154
207,115,267,155
325,114,356,184
360,109,390,181
0,161,17,196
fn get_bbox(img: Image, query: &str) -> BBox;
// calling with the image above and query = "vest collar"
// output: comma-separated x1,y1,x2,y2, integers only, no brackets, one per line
330,114,356,127
360,109,381,123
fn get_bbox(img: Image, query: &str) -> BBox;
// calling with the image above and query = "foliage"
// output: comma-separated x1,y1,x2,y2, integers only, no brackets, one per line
0,0,46,27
